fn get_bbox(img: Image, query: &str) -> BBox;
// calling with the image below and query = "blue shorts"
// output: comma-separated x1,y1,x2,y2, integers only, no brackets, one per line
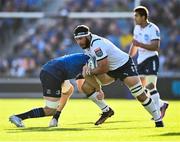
137,55,159,76
40,70,64,98
107,57,138,81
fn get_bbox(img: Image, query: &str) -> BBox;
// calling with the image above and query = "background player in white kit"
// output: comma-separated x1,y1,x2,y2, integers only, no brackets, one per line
74,25,164,127
129,6,168,119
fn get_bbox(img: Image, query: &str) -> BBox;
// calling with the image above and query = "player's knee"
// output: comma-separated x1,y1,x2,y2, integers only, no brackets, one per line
129,82,145,98
43,107,56,116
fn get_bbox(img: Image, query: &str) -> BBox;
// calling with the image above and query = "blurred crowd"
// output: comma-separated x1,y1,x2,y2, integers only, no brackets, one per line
0,0,47,44
0,0,45,12
0,0,180,77
63,0,134,12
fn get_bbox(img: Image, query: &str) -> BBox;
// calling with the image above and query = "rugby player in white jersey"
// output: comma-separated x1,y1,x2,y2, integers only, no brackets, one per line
129,6,168,119
74,24,164,127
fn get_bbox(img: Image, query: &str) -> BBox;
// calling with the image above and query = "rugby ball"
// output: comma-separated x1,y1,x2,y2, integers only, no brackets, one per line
87,56,97,69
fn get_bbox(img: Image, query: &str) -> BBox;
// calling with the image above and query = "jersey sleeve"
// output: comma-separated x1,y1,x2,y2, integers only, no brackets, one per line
150,25,160,40
91,41,108,61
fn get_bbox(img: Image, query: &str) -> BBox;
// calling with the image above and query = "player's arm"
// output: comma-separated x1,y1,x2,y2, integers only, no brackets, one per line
90,57,109,75
129,43,138,57
56,81,74,112
132,39,160,51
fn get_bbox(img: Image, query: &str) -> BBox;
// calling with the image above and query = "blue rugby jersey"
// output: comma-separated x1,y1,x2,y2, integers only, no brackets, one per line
42,53,89,80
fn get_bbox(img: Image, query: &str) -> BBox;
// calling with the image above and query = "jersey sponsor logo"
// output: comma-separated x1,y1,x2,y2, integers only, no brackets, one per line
156,30,160,37
94,48,103,57
144,34,149,41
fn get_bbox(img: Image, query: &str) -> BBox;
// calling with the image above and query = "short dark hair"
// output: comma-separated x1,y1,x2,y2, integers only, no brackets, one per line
134,6,149,20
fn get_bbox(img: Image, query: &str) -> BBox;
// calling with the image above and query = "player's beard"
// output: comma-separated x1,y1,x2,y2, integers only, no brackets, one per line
81,38,90,49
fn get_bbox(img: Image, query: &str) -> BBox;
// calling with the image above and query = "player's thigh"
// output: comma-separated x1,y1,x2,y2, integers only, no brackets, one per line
81,81,95,94
96,73,115,86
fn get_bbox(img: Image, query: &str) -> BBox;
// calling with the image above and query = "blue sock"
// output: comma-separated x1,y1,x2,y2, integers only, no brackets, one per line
16,108,45,120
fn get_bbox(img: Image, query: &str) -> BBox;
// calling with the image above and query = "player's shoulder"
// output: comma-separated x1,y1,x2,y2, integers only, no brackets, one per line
90,34,104,48
148,22,160,31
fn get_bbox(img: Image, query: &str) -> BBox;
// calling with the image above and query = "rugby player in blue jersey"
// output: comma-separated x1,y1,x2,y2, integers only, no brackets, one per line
9,53,114,127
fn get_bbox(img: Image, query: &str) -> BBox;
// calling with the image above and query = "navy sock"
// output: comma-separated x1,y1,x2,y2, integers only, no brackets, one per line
16,108,45,120
53,111,61,121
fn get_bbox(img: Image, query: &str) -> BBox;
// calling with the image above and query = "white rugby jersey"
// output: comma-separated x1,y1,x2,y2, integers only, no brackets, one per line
133,22,160,64
84,34,129,71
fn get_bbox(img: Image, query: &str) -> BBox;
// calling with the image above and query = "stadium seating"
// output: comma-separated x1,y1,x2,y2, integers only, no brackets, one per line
0,0,179,77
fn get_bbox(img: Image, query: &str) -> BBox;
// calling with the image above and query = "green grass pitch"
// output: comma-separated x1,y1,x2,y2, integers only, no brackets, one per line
0,99,180,142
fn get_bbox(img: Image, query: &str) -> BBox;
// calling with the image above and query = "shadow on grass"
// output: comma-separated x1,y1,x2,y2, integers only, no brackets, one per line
105,120,135,124
6,125,151,133
90,126,151,130
149,132,180,137
69,121,94,125
159,132,180,136
6,127,86,133
70,120,136,125
6,120,151,133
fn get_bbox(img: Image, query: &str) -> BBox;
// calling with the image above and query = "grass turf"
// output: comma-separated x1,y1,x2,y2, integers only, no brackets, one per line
0,99,180,142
